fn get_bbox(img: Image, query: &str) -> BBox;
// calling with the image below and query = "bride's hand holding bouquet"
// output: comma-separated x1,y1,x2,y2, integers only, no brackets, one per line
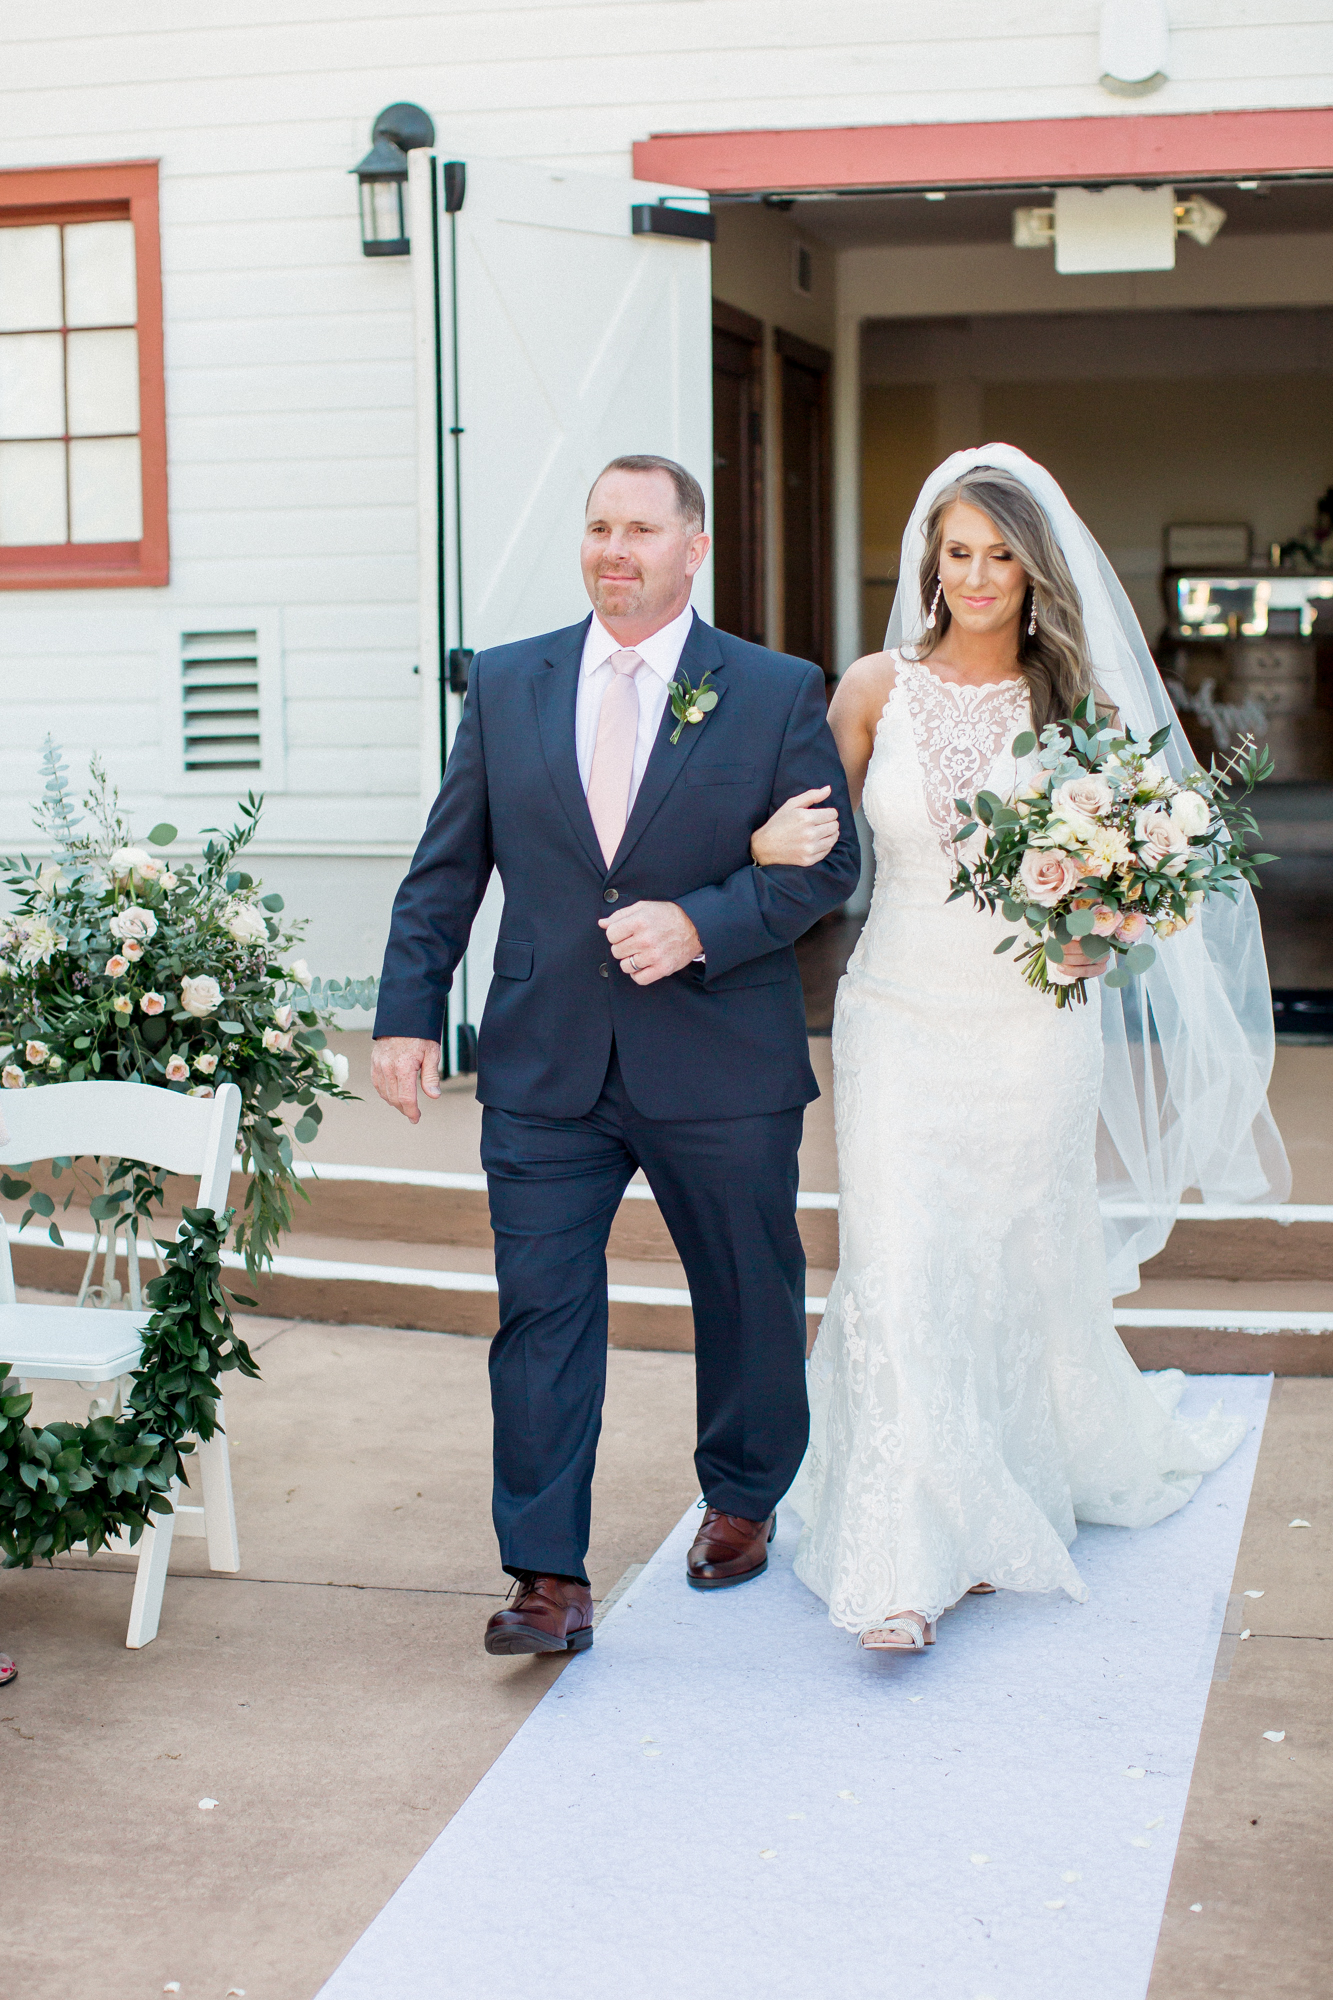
949,697,1276,1006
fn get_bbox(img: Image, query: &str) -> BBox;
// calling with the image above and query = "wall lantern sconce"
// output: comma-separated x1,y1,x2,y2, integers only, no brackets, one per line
353,102,436,256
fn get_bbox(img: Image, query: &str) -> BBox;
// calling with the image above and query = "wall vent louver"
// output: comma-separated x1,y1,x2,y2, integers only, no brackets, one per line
180,629,262,772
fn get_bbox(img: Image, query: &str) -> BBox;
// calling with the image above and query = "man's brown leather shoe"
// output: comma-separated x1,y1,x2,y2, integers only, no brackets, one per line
686,1508,777,1590
484,1574,594,1656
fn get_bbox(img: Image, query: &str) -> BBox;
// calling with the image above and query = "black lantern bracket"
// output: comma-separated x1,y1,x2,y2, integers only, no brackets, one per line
353,103,436,257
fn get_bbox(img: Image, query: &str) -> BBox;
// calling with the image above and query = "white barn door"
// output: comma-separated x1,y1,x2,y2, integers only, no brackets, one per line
409,153,713,1073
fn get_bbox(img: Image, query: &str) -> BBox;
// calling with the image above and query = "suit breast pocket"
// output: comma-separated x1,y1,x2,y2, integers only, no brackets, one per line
686,762,755,787
492,940,533,981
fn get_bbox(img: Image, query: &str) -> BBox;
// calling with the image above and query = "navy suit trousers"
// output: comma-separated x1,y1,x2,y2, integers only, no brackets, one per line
481,1047,809,1581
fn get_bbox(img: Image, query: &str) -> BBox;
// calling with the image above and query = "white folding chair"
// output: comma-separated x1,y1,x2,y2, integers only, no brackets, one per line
0,1080,243,1647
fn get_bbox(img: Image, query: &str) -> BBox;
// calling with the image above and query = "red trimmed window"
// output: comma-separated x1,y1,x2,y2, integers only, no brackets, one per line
0,160,167,589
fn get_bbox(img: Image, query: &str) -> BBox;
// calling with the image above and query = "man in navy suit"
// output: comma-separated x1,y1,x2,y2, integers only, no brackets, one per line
373,456,859,1656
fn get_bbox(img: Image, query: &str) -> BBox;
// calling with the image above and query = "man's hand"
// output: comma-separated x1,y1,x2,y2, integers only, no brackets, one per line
599,900,702,986
372,1035,442,1123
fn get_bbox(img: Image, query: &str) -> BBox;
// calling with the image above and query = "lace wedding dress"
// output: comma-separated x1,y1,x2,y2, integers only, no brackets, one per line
789,654,1246,1631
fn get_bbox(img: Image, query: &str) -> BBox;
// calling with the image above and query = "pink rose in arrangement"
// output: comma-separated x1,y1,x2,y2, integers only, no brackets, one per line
262,1026,294,1053
104,954,128,977
140,992,166,1016
112,994,133,1016
1051,774,1113,825
2,1065,25,1089
273,1004,294,1030
189,1084,215,1099
164,1054,190,1082
1073,901,1121,937
193,1051,219,1075
1115,910,1149,944
109,904,157,944
180,974,222,1018
124,941,144,961
1018,848,1083,908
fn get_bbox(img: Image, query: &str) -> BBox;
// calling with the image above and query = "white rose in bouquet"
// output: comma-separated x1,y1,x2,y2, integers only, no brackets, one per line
225,901,268,944
164,1054,190,1082
1169,788,1211,838
1051,774,1113,828
1134,805,1189,868
109,904,158,944
262,1026,294,1052
193,1051,218,1074
286,957,313,991
108,845,152,880
1018,849,1083,907
180,973,222,1018
322,1049,350,1088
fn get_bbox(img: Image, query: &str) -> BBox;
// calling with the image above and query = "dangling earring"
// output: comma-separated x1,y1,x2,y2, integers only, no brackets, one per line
925,579,942,630
1027,591,1038,638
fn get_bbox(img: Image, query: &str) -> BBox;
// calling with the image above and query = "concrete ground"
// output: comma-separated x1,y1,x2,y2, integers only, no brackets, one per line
3,1313,1329,1999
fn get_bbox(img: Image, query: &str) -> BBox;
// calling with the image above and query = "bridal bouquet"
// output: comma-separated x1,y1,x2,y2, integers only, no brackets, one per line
0,739,374,1272
947,698,1275,1008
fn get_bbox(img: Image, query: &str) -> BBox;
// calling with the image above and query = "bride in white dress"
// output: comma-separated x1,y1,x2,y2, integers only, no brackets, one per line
751,447,1288,1652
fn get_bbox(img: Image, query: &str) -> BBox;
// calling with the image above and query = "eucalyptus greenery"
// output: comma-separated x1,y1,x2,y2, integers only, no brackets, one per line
0,739,376,1273
0,1207,258,1568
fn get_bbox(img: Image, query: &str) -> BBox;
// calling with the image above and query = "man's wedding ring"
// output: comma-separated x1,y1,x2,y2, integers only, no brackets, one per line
629,955,640,972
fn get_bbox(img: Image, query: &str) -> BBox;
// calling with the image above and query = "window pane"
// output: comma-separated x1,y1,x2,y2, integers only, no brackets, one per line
0,331,65,438
0,438,68,544
69,434,141,541
66,328,139,436
0,225,63,332
63,219,137,328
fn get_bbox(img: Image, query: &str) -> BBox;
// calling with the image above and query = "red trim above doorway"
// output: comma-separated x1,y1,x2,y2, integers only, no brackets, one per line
633,107,1333,194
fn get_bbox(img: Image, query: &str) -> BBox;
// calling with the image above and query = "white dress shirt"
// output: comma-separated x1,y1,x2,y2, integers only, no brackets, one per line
575,602,696,809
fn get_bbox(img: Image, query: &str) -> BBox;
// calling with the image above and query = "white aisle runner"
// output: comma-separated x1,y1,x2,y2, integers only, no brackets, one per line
320,1374,1269,2000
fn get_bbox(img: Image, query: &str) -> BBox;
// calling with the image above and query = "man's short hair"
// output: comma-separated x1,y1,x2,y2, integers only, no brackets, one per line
586,454,706,533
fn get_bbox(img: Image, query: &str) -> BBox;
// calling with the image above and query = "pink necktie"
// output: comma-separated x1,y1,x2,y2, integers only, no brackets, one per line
586,649,642,865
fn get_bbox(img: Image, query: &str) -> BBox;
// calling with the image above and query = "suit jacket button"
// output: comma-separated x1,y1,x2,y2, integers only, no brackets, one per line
603,887,619,903
598,962,609,978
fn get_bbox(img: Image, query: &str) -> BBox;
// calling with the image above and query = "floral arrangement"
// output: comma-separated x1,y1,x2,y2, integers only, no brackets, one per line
1,1208,257,1567
948,699,1275,1007
0,740,374,1272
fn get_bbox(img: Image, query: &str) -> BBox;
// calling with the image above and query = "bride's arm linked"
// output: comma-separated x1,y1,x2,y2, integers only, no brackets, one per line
750,656,894,866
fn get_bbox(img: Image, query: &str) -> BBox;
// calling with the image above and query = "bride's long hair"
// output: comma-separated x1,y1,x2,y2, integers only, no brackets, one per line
910,465,1097,731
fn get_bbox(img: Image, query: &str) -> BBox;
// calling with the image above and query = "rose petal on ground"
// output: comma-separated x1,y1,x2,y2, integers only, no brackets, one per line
641,1736,654,1744
1190,1903,1203,1913
1131,1836,1152,1848
1146,1818,1164,1830
786,1813,805,1821
1241,1629,1251,1640
1263,1730,1286,1743
1289,1519,1311,1528
1044,1900,1065,1910
838,1791,859,1802
908,1695,924,1703
1061,1872,1081,1883
759,1849,777,1860
163,1987,181,1995
1125,1767,1146,1779
643,1748,662,1758
198,1798,218,1810
970,1854,990,1866
1243,1590,1264,1598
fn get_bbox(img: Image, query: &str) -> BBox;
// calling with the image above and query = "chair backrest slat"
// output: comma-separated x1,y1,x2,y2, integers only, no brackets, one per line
0,1081,241,1216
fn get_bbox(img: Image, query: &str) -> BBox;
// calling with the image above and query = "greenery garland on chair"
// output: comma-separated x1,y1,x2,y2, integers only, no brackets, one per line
0,1208,257,1568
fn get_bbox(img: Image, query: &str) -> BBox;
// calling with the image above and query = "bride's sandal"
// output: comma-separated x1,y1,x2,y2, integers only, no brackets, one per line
967,1582,996,1595
859,1613,937,1651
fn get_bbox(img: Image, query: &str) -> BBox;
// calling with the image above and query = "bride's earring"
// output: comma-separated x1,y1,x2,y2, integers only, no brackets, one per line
1027,592,1038,637
925,579,942,630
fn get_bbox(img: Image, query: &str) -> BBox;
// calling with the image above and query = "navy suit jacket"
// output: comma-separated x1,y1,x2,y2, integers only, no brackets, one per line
374,611,861,1121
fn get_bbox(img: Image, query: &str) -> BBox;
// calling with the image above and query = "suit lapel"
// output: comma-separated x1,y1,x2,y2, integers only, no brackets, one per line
533,616,606,876
612,615,727,873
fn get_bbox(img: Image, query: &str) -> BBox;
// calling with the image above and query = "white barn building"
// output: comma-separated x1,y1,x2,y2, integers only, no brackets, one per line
2,3,1331,1062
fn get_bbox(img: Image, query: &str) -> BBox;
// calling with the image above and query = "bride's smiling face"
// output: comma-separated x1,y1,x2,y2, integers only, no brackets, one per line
937,500,1030,639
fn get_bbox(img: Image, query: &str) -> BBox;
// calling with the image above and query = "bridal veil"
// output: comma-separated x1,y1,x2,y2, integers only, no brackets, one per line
883,443,1291,1293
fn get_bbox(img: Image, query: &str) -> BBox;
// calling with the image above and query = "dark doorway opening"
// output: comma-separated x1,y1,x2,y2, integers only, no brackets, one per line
778,327,832,680
711,300,765,643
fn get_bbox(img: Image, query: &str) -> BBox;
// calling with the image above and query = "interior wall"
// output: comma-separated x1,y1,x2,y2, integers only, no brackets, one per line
712,204,836,647
861,308,1333,647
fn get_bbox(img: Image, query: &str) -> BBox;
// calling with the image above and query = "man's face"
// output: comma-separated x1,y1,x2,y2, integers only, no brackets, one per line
581,470,709,632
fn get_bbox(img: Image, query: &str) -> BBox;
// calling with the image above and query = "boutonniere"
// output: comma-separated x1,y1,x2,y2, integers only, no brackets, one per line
667,669,718,744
